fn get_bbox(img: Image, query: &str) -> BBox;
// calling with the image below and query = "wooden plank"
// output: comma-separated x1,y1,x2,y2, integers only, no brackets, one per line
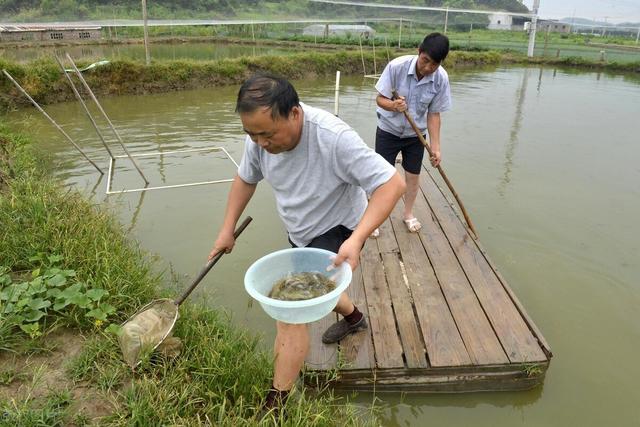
306,312,338,370
388,201,472,367
338,264,376,370
306,362,549,392
410,176,509,365
376,217,428,368
360,238,405,369
420,170,547,363
330,370,546,393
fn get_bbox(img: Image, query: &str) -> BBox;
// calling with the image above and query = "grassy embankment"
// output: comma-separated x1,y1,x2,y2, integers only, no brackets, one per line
0,125,375,424
3,47,636,112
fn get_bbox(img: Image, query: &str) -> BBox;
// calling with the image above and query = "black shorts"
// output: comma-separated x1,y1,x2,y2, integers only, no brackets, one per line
375,127,425,175
288,225,353,253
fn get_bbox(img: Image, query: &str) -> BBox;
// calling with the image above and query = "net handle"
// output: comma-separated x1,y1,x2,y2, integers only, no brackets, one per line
174,216,252,306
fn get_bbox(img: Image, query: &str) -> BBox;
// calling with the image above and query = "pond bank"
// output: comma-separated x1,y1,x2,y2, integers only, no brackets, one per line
0,125,374,425
2,48,637,111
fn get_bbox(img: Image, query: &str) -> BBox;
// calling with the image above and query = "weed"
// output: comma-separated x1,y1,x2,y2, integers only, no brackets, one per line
1,112,375,425
522,363,544,378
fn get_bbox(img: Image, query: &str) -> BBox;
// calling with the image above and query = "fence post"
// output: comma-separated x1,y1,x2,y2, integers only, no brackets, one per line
444,7,449,34
141,0,150,65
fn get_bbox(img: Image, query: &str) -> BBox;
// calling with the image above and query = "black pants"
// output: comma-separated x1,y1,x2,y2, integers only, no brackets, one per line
375,127,425,175
288,225,353,253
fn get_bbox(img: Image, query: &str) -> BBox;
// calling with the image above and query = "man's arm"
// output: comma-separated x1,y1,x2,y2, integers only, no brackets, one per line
333,171,406,270
209,175,257,259
426,112,441,167
376,93,407,113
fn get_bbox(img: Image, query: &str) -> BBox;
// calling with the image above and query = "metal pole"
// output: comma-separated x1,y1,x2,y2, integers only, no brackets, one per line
141,0,150,65
251,21,255,43
65,54,149,185
2,69,104,175
53,55,115,160
444,7,449,34
398,17,402,48
636,27,640,45
334,70,340,117
527,0,540,57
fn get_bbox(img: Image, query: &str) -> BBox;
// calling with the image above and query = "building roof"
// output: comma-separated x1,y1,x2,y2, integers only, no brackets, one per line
0,25,101,32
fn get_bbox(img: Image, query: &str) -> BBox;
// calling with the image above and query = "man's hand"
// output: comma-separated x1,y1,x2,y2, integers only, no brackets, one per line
332,235,365,271
392,96,407,113
208,229,235,260
430,149,441,167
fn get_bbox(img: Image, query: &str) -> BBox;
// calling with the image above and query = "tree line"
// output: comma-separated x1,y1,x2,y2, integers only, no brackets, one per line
0,0,529,21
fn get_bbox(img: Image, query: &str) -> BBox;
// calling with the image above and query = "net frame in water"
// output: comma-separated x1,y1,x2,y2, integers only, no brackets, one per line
106,146,239,194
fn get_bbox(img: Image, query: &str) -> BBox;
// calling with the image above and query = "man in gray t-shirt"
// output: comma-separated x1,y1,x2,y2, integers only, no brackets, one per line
209,74,405,411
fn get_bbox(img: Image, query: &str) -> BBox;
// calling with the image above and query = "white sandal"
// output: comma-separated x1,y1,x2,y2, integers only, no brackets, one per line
403,217,422,233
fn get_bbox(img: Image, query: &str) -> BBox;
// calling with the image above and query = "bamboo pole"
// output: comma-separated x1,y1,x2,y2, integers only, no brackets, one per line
359,35,367,76
65,53,149,185
334,70,340,116
54,55,115,160
141,0,150,65
2,69,104,175
392,90,477,238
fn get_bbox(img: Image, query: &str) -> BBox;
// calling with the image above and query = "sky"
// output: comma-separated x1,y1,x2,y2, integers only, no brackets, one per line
524,0,640,24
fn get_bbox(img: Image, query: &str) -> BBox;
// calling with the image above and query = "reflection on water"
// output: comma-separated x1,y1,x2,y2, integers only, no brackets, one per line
5,67,640,427
497,67,529,197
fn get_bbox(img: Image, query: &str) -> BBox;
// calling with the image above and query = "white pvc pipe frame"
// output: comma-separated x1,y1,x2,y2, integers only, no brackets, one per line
106,146,239,194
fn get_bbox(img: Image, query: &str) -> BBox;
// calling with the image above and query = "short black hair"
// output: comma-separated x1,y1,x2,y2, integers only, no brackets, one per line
418,32,450,63
236,73,300,119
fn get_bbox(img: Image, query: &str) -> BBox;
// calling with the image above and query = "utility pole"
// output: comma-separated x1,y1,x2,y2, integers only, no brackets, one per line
142,0,150,65
527,0,540,57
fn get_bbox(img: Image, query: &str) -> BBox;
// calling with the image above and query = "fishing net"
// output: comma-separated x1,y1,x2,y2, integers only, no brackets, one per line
118,299,179,369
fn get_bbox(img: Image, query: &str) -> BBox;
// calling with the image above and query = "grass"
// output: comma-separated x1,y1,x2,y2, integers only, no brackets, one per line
0,125,377,424
2,39,638,111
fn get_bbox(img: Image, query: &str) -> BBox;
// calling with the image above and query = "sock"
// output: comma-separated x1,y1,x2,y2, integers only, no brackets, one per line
264,387,290,409
344,306,363,325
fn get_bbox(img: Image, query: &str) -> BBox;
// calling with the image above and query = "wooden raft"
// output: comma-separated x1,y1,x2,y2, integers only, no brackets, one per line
304,166,552,392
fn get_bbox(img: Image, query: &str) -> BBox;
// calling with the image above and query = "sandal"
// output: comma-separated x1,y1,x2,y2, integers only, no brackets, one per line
403,217,422,233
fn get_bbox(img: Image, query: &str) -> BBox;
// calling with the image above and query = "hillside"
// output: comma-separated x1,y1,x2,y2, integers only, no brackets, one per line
0,0,530,22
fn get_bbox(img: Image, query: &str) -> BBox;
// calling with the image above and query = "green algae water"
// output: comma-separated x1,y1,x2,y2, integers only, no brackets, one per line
5,66,640,426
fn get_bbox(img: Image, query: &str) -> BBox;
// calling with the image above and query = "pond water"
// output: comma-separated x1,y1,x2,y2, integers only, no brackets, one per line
5,66,640,426
0,41,302,63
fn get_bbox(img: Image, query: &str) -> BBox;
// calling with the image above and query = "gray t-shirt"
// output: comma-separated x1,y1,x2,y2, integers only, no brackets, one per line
238,103,396,247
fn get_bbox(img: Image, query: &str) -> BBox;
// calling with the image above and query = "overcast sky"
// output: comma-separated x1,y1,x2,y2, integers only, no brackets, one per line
524,0,640,24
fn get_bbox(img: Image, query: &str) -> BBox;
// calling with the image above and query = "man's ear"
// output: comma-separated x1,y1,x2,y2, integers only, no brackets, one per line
290,105,302,120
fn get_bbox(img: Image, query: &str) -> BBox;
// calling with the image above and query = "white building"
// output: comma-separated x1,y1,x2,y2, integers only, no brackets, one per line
488,13,513,30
